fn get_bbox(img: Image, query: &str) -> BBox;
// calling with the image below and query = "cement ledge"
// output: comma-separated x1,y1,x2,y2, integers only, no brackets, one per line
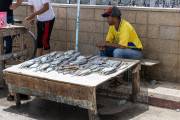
21,2,180,13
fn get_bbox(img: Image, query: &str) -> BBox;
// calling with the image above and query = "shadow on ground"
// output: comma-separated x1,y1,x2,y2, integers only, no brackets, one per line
0,87,149,120
4,98,149,120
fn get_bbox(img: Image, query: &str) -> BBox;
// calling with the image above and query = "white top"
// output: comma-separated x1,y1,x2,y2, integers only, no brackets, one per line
28,0,55,22
4,60,138,87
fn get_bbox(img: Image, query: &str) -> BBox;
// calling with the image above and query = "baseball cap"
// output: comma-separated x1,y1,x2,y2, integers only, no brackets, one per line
102,6,121,18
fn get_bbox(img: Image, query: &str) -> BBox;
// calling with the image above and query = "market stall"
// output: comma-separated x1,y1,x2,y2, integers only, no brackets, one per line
0,25,36,87
3,51,141,120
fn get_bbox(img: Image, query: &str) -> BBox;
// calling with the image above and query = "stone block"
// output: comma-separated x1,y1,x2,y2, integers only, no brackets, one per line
54,18,67,30
159,40,179,54
160,26,180,40
146,38,160,52
58,7,67,19
94,9,105,21
136,11,148,24
122,11,136,24
148,25,160,39
80,8,95,20
14,6,27,16
134,24,147,38
159,53,178,67
148,12,180,26
80,20,94,32
67,19,76,31
67,7,77,19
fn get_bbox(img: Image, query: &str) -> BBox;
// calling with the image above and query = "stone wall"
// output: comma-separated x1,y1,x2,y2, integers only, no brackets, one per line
14,4,180,83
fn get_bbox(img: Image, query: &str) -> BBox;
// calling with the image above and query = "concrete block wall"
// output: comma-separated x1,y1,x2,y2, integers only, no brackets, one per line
14,4,180,83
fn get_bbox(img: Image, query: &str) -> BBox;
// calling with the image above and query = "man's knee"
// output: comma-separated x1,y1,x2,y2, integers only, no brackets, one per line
113,49,124,58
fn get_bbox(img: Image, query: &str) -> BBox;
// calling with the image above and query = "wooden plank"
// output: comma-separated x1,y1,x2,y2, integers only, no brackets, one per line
88,87,99,120
0,33,5,87
4,72,96,110
141,59,160,66
132,64,141,102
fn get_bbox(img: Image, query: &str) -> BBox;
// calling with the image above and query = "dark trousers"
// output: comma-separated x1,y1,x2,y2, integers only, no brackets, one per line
4,16,14,54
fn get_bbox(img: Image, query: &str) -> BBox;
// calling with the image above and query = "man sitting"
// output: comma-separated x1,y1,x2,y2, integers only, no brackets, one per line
97,6,143,59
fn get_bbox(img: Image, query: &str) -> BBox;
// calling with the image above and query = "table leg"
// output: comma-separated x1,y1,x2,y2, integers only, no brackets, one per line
132,64,141,102
88,110,100,120
0,35,5,87
15,93,21,107
88,88,100,120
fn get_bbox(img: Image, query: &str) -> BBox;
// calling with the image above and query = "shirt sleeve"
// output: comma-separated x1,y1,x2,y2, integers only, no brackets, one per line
106,27,114,43
42,0,50,4
28,0,33,5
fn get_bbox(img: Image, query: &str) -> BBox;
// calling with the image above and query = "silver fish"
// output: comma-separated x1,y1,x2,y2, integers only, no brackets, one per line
101,67,117,75
20,60,35,68
49,51,57,57
55,53,63,59
75,69,92,76
38,63,50,71
106,60,122,67
45,67,54,73
29,63,40,68
41,56,48,63
64,50,76,56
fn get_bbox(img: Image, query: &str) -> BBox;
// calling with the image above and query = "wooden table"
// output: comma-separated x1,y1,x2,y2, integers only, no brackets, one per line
3,57,141,120
0,25,26,86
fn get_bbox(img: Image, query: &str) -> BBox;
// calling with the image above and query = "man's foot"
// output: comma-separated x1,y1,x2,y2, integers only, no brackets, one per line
7,94,31,101
19,94,31,100
7,95,14,101
0,83,6,89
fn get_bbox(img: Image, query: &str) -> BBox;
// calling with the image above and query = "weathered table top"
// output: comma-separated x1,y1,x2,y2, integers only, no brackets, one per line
0,25,26,36
4,57,140,87
0,25,25,29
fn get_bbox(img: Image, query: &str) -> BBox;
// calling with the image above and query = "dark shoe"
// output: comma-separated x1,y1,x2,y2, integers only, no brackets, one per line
7,95,14,101
19,94,31,100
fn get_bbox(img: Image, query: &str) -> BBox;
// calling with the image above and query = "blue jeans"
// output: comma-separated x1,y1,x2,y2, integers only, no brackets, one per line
4,16,14,54
100,47,143,59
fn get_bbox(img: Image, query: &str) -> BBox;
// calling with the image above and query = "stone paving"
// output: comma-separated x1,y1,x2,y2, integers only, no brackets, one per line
0,88,180,120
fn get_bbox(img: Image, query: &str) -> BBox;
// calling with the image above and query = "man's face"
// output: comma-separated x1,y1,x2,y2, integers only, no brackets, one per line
107,16,114,25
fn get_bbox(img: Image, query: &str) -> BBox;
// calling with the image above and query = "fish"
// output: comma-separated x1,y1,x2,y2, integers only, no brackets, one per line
38,63,50,71
20,60,35,68
45,67,54,73
40,56,48,63
101,67,117,75
29,63,40,68
106,60,122,67
49,51,57,57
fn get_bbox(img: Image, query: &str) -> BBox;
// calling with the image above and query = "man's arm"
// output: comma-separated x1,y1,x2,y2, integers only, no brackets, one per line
96,41,126,50
105,42,127,49
10,0,22,10
25,3,49,21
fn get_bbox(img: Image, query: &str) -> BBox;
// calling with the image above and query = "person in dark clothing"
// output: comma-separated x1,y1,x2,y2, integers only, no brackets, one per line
0,0,25,101
0,0,22,53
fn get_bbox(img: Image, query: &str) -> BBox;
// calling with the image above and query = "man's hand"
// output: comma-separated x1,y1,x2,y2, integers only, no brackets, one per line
25,14,35,21
96,42,107,51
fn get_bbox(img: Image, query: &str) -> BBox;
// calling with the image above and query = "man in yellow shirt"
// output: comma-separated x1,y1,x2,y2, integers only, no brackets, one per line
97,7,143,59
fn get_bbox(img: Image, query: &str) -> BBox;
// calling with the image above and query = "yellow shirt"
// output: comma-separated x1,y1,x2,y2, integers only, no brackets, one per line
106,19,143,49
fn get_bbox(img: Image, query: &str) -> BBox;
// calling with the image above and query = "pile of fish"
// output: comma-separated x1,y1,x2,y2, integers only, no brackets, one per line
19,50,129,76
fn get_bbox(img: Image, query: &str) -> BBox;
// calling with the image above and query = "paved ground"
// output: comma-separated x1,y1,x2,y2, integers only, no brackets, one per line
0,88,180,120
